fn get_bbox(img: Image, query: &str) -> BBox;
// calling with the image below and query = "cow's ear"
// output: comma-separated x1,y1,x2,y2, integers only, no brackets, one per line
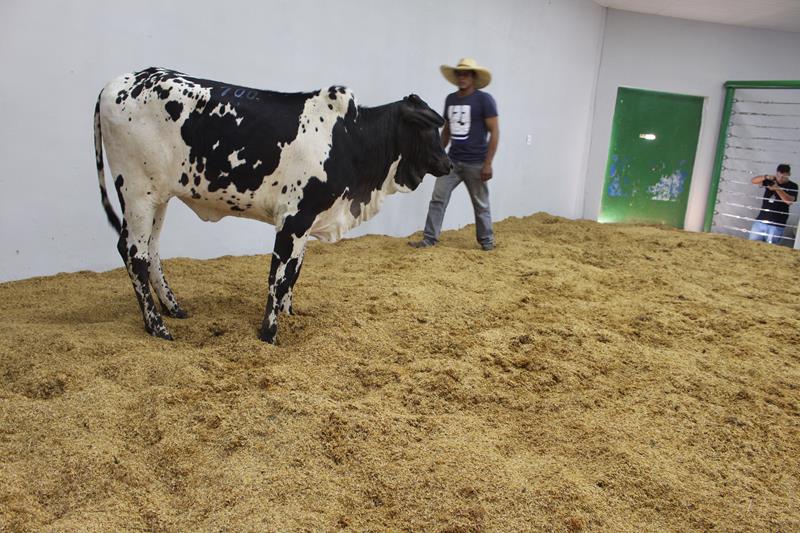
401,99,445,128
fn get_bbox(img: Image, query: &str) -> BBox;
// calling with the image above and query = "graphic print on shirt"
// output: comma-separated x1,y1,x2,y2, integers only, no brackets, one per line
448,105,471,140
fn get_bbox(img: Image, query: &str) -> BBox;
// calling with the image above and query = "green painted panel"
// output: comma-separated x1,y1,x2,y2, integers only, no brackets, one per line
704,86,735,232
599,87,704,228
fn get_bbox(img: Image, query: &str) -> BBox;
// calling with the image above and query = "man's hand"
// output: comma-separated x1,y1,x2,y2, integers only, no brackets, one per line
483,116,499,181
481,162,493,181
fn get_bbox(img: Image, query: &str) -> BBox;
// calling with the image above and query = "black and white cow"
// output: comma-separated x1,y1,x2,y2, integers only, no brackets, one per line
94,67,451,344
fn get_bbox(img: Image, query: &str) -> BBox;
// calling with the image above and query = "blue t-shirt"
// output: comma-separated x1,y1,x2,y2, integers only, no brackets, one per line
443,90,498,163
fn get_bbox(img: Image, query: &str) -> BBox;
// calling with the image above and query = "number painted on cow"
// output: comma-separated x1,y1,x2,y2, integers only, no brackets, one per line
220,86,259,100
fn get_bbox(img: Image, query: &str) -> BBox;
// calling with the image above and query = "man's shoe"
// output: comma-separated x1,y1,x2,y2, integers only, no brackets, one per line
481,242,495,251
408,240,435,249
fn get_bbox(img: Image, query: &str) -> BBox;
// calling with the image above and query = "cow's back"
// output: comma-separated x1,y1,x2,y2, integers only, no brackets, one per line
98,68,356,225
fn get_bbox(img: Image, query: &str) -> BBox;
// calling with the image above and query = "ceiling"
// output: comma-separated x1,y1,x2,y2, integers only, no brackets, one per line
593,0,800,33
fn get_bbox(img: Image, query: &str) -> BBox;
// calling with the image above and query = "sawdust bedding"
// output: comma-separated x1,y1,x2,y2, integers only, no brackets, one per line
1,213,799,532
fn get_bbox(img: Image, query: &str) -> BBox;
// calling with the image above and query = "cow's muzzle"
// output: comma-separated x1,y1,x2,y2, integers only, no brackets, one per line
431,157,453,177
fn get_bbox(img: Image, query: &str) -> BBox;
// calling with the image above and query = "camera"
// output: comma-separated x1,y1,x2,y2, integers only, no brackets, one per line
763,178,774,188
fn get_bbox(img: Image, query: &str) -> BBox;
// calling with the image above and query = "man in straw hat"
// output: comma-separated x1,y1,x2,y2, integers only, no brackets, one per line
409,57,499,251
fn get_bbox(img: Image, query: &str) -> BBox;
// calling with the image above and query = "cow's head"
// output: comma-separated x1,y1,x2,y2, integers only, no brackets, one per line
395,94,452,190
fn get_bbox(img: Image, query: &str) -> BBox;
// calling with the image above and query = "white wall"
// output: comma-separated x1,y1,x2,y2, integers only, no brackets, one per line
0,0,605,282
583,9,800,230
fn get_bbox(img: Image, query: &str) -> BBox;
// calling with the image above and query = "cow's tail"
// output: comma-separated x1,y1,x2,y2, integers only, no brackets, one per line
94,91,122,235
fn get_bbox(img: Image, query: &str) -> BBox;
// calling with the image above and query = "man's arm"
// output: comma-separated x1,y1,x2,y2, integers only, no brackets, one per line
481,116,499,181
768,182,797,205
751,174,771,185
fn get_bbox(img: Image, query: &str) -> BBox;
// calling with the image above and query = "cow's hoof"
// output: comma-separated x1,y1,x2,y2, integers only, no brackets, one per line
258,328,278,345
259,336,278,345
147,326,174,341
258,335,278,345
165,307,189,319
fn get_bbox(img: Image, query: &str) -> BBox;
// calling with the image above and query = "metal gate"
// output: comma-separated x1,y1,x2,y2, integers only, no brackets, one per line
705,81,800,248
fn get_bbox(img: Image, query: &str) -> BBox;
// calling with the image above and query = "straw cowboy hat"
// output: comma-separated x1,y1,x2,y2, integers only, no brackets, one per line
440,58,492,89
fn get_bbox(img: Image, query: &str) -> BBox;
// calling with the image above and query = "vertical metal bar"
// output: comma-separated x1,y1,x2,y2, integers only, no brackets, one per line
704,85,736,232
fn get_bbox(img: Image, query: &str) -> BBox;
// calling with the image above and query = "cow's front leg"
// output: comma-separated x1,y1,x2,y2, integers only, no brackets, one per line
259,222,309,344
279,244,306,316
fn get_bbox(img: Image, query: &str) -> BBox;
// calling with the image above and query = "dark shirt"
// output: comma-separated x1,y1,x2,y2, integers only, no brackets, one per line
443,90,498,163
757,179,797,226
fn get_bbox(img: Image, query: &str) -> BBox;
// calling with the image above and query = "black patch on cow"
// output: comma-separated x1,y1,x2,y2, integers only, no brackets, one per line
114,175,126,213
180,173,189,186
321,100,398,218
294,176,339,229
94,97,104,170
194,175,201,186
154,85,172,99
165,100,183,121
129,69,157,100
117,227,129,259
281,185,288,194
231,206,245,211
158,76,309,194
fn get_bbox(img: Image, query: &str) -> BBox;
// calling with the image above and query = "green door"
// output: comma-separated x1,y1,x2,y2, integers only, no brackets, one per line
599,87,704,228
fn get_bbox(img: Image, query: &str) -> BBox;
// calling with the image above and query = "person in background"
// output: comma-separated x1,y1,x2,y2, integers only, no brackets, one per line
409,58,499,251
749,164,797,244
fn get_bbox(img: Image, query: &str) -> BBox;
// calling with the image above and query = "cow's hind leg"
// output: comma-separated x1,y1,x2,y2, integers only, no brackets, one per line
148,202,188,318
259,219,310,344
117,199,173,340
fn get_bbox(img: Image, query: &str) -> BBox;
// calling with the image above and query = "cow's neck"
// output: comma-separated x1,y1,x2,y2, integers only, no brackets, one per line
355,103,424,193
352,104,402,173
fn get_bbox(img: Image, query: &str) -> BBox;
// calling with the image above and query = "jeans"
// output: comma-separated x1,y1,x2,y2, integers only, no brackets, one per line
749,220,785,244
422,160,494,246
